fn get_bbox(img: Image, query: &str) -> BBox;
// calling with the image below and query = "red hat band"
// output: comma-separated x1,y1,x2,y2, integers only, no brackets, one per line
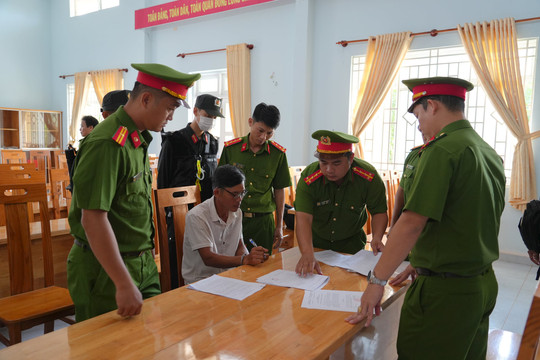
317,137,353,154
412,83,467,102
137,71,189,100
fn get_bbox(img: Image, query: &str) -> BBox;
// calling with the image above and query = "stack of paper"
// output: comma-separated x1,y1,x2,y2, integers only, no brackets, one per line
315,249,410,277
256,269,329,291
188,274,266,300
301,290,363,312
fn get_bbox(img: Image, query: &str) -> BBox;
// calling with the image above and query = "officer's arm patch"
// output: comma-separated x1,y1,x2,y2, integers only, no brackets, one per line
270,140,287,152
352,166,374,182
224,137,242,147
112,126,128,147
304,169,323,185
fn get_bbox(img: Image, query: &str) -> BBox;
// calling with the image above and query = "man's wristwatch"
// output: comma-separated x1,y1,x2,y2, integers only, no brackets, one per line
367,270,387,286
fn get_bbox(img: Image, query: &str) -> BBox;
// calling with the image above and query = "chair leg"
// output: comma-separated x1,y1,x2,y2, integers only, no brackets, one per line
8,323,22,345
44,320,54,333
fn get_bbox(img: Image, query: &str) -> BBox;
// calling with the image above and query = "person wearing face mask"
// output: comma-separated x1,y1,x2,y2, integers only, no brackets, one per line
157,94,223,288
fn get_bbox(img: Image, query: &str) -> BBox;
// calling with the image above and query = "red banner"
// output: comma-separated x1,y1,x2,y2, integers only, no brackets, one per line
135,0,275,29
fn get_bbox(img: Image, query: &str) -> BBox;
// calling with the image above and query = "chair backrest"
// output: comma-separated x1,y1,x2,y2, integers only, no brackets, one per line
154,185,200,291
1,150,27,164
28,150,51,183
149,155,159,189
49,168,71,219
50,150,65,169
0,182,54,295
287,166,306,206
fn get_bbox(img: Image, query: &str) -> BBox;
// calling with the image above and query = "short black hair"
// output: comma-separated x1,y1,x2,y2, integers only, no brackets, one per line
213,165,245,189
81,115,99,128
252,102,280,129
416,95,465,113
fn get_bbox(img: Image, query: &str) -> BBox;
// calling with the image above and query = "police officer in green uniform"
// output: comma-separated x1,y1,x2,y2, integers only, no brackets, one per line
294,130,388,276
67,63,200,322
219,103,291,254
346,77,506,360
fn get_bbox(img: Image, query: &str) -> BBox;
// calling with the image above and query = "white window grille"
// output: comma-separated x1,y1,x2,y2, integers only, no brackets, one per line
349,38,537,179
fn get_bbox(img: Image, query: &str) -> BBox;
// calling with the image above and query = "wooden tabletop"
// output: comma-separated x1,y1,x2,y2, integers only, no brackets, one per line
0,247,407,360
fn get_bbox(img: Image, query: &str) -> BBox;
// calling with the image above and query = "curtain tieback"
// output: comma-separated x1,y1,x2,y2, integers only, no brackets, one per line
517,130,540,142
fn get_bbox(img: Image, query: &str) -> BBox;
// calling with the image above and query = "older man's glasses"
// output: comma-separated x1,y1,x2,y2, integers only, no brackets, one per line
221,188,248,199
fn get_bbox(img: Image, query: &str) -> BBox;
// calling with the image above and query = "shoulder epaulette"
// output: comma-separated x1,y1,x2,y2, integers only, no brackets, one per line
410,144,423,151
224,137,242,147
269,140,287,153
112,126,128,147
304,169,323,185
352,166,374,182
419,132,447,153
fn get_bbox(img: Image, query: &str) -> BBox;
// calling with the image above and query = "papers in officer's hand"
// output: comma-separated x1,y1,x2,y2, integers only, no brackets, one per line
302,290,363,312
256,269,329,291
315,250,410,277
188,274,265,300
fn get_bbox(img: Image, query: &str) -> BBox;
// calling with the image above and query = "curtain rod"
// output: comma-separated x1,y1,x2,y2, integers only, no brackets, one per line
59,68,129,79
336,16,540,47
177,43,254,58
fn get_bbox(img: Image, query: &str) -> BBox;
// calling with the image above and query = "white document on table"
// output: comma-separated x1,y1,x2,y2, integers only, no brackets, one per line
188,274,265,300
256,269,329,291
301,290,363,312
314,250,353,268
315,249,411,278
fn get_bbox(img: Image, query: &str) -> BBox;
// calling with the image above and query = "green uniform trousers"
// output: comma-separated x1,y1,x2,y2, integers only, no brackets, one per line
67,243,161,322
397,267,497,360
242,213,275,254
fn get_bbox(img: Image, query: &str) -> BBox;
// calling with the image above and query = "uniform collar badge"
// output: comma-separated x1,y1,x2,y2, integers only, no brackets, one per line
130,131,142,149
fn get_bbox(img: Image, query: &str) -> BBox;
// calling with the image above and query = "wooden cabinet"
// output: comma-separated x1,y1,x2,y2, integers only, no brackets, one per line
0,107,62,150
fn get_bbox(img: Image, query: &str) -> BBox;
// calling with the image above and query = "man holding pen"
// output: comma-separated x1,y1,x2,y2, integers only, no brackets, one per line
182,165,268,284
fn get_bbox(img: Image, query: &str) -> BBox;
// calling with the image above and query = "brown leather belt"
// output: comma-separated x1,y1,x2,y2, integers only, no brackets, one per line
74,238,148,258
243,212,272,218
415,267,490,278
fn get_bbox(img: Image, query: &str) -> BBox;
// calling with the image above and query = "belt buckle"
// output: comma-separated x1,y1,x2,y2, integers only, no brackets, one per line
244,212,254,218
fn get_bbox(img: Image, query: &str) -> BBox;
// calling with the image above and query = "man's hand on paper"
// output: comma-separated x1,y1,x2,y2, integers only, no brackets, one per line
295,253,323,277
344,283,383,327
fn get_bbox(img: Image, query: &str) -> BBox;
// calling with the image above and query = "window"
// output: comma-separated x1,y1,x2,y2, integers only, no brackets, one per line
66,82,102,144
349,38,537,179
187,69,233,157
70,0,119,17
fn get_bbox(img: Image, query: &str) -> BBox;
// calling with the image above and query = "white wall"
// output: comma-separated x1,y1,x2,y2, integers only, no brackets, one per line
1,0,539,259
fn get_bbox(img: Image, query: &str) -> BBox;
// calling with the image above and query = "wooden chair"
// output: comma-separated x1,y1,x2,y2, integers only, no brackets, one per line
0,164,43,226
0,182,74,346
28,150,51,182
518,281,540,359
286,166,305,206
49,168,71,219
154,186,200,292
1,150,27,164
148,155,159,190
50,150,66,169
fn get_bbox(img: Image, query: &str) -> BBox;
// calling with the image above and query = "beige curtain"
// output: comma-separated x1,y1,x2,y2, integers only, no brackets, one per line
458,18,540,211
226,43,252,137
351,32,412,158
90,69,124,105
69,72,91,143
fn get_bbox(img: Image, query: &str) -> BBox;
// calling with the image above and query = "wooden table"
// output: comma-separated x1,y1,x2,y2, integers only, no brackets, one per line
0,247,407,360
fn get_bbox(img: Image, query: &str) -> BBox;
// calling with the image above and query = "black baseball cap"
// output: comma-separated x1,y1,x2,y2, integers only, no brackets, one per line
101,90,131,112
194,94,225,118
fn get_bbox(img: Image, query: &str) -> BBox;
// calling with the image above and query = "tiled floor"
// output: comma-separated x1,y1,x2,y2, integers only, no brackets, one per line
0,259,537,351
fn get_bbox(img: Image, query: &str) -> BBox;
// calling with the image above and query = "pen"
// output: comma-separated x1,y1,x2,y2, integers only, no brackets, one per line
249,238,258,247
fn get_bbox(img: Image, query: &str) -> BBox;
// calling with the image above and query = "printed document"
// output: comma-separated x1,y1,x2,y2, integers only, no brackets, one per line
257,269,329,291
188,274,266,300
301,290,363,312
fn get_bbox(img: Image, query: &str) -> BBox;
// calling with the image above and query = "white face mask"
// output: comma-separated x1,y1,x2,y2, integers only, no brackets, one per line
198,115,215,131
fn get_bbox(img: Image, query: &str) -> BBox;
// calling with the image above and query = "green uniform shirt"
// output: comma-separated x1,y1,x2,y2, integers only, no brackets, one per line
68,106,154,253
405,120,506,275
400,145,421,205
295,158,387,248
219,135,292,213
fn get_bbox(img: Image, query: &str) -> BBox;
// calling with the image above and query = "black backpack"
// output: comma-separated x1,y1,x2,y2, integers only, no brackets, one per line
518,199,540,279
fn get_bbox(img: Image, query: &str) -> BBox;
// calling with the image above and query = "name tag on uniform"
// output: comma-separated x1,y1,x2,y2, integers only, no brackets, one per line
316,200,330,207
406,164,415,170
